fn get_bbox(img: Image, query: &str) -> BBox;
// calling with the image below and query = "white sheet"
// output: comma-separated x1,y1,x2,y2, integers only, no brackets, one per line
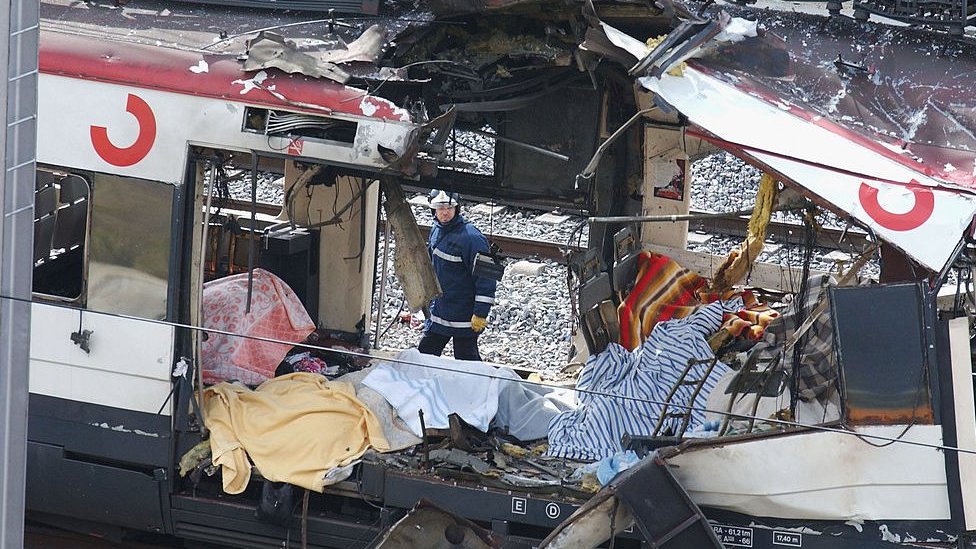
363,349,573,441
363,349,519,437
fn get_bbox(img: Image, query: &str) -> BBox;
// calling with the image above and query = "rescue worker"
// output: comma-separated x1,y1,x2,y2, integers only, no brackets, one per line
418,189,497,361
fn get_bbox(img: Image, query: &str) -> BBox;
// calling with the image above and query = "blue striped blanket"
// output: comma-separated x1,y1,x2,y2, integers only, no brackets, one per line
547,299,736,461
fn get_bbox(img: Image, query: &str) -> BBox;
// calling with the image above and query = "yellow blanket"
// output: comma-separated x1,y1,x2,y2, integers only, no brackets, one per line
205,372,390,494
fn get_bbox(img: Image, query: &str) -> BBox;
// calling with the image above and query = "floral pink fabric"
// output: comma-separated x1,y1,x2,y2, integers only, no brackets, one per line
202,269,315,385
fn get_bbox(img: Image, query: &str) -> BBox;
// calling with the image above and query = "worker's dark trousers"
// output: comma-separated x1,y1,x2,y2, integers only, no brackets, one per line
418,332,482,362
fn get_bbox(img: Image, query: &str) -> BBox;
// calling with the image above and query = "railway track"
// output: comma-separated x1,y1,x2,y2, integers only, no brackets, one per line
218,198,870,266
691,211,870,251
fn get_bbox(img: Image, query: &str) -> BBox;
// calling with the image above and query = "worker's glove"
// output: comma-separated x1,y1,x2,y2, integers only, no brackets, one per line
471,315,487,333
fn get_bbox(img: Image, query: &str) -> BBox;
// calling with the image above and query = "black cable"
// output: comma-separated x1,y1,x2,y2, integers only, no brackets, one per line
265,134,292,152
332,178,343,231
954,266,965,314
306,183,314,227
788,208,816,419
564,220,588,255
687,128,975,193
448,132,494,163
343,178,366,261
563,220,589,324
5,292,968,455
207,157,232,219
378,294,407,340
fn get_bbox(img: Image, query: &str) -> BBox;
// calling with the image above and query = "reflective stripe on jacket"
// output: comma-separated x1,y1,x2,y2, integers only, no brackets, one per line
426,214,497,337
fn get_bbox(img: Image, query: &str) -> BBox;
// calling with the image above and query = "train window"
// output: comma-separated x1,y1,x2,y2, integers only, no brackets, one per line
32,170,91,301
87,174,174,320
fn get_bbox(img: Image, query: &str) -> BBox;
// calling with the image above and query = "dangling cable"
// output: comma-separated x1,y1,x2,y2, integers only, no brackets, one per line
489,200,495,243
788,206,816,419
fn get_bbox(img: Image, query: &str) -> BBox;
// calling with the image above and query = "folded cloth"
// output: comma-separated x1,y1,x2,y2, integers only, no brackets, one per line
201,269,315,385
700,289,780,351
701,289,779,336
205,372,390,494
363,350,578,442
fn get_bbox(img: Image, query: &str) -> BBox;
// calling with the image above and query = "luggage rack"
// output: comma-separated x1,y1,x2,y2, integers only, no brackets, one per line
731,0,976,35
852,0,976,35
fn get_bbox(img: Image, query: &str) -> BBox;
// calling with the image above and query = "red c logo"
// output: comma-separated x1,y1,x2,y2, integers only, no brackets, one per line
91,94,156,167
858,180,934,232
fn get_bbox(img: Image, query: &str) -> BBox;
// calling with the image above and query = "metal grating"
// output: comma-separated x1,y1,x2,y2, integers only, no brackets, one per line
173,0,380,15
853,0,975,34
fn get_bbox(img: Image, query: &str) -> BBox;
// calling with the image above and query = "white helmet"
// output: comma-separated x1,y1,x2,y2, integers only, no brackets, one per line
429,189,461,208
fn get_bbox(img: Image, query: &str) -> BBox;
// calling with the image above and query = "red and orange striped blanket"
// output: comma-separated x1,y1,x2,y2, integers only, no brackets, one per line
616,251,778,350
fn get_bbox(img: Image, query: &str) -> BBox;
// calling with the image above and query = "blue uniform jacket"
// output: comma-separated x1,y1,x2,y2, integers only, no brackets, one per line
426,214,497,337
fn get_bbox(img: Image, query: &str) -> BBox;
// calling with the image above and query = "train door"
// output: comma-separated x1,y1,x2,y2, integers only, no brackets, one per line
27,166,178,534
183,152,380,348
162,142,400,541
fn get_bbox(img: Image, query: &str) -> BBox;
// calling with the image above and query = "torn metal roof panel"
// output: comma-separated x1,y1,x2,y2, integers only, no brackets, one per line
243,31,351,83
634,9,976,272
643,66,976,272
694,11,976,190
40,30,413,122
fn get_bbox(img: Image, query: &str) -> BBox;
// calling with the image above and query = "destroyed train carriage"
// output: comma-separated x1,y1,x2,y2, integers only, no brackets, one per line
23,0,976,548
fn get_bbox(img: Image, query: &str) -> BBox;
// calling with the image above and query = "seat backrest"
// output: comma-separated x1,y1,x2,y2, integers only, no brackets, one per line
34,213,56,264
34,186,57,220
36,170,59,191
58,176,89,205
52,203,88,253
830,283,932,425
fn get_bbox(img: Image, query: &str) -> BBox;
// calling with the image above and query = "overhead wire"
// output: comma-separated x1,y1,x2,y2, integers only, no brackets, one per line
4,290,973,457
563,219,590,325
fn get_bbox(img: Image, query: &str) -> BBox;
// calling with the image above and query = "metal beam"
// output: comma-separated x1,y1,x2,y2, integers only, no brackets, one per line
0,0,39,547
